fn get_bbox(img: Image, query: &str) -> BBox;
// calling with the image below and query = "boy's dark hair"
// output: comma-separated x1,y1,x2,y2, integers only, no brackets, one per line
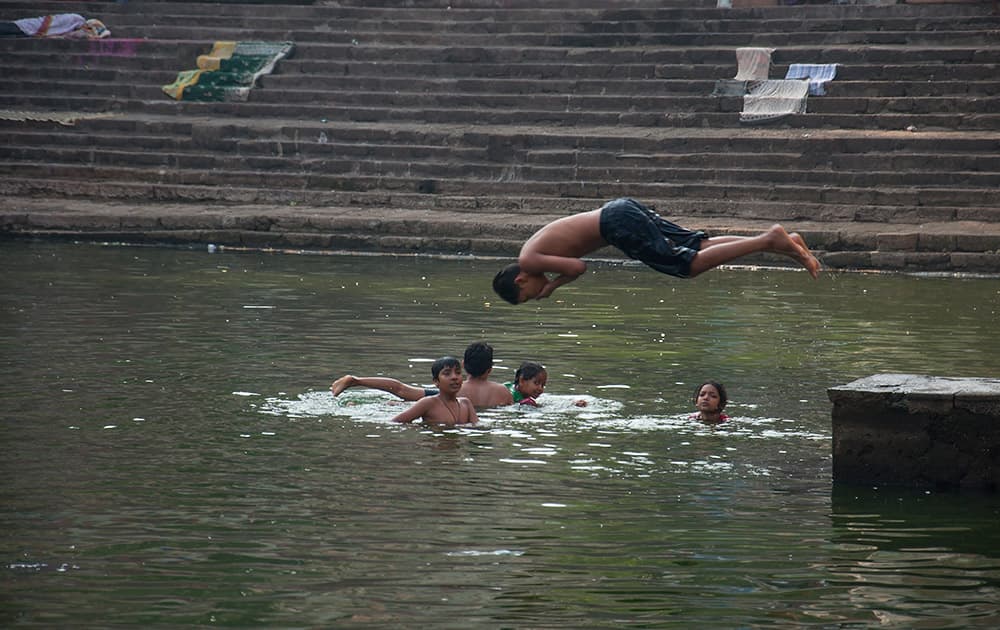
431,356,461,380
492,263,522,305
694,381,728,410
463,341,494,377
514,361,546,383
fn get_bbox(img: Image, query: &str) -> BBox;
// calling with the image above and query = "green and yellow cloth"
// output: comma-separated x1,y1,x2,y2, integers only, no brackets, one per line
163,41,294,102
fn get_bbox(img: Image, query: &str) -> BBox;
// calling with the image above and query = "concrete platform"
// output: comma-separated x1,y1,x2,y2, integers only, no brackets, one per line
829,374,1000,489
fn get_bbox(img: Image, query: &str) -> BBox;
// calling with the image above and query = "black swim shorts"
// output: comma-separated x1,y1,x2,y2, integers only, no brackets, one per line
598,198,708,278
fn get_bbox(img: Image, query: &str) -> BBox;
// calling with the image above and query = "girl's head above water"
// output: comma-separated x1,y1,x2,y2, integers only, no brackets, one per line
693,380,727,411
513,361,547,400
692,381,728,423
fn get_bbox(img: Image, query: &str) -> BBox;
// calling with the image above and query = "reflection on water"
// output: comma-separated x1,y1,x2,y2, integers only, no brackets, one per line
2,242,999,627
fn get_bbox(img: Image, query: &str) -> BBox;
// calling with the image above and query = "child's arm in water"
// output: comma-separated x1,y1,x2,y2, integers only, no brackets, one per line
332,375,427,401
391,396,437,424
461,398,479,424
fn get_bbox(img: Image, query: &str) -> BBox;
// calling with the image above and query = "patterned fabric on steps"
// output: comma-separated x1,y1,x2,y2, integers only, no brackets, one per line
162,41,294,102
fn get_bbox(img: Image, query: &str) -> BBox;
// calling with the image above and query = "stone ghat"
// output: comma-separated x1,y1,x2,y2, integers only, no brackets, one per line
1,0,999,271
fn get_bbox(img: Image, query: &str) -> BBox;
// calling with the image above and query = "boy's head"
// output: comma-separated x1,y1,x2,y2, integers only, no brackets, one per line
492,264,547,305
431,356,462,381
463,341,494,377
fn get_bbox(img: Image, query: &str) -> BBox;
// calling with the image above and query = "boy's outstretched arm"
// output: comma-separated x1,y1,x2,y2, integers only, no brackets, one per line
331,375,427,401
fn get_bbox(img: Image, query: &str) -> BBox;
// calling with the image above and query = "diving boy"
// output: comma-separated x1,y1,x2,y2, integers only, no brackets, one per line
331,341,513,408
392,356,478,426
492,197,820,304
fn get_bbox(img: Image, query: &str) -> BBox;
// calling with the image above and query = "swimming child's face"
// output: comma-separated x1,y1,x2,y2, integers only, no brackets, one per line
695,384,722,413
434,365,464,394
515,272,548,303
517,371,547,399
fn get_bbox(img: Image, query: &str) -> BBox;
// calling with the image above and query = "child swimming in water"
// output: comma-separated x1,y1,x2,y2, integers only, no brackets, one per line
507,361,547,407
507,361,588,408
331,341,513,408
392,356,478,426
691,381,729,424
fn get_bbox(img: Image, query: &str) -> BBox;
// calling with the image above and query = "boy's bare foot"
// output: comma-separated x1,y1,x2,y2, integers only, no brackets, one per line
330,375,357,396
767,225,820,279
788,232,822,278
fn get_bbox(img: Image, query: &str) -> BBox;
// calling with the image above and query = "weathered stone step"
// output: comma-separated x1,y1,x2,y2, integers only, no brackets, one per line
1,0,988,21
97,17,1000,41
65,24,997,48
256,44,1000,66
3,164,996,217
7,129,997,173
273,59,999,83
5,119,997,159
5,114,997,148
5,44,996,88
253,75,1000,98
5,143,998,191
5,70,998,104
2,185,995,232
4,118,999,161
5,94,997,131
8,37,996,67
9,56,1000,93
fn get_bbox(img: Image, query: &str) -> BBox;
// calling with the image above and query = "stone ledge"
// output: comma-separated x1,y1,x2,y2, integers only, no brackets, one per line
829,374,1000,490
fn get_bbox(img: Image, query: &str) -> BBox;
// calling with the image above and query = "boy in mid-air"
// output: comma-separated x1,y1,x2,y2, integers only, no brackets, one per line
493,197,820,304
392,356,478,426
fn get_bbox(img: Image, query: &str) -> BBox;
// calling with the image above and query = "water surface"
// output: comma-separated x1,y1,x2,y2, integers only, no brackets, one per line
2,242,998,627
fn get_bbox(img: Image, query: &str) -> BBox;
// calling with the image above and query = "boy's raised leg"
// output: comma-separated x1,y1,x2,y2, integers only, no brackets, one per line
690,225,819,278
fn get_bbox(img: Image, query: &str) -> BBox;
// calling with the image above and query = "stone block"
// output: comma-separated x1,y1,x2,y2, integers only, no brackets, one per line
877,232,918,251
956,233,1000,252
868,251,907,269
731,0,779,7
819,251,872,269
949,252,998,271
829,374,1000,490
917,232,956,252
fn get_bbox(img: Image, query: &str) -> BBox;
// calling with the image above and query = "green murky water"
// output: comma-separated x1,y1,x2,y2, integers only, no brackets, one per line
2,241,998,627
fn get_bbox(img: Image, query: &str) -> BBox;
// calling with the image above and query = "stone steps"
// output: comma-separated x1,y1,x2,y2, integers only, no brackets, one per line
1,0,999,272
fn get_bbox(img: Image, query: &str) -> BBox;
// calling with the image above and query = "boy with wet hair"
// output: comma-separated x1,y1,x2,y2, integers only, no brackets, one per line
392,356,477,426
331,340,514,408
493,197,820,305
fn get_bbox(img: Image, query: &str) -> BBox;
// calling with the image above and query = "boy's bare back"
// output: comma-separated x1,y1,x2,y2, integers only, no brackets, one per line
461,378,514,407
518,209,606,269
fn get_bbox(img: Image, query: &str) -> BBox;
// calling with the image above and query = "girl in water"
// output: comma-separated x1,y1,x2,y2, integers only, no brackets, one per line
691,381,729,424
507,361,588,408
506,361,547,406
